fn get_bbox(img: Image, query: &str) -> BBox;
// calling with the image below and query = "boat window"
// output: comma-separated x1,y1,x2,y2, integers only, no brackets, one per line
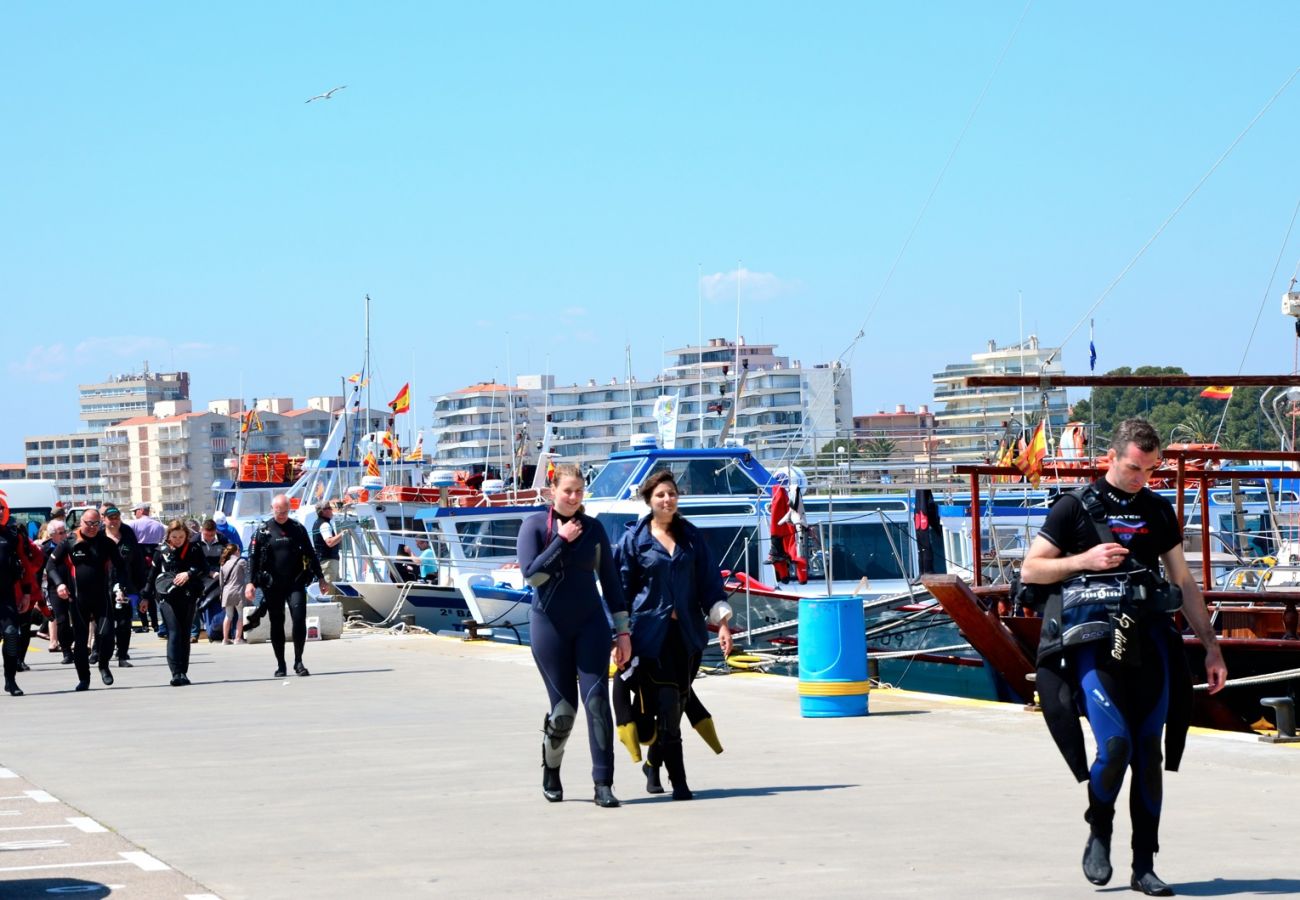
678,503,757,516
455,518,524,559
595,513,640,541
218,492,236,516
800,499,908,514
646,459,759,497
587,460,641,498
810,522,912,581
696,525,763,578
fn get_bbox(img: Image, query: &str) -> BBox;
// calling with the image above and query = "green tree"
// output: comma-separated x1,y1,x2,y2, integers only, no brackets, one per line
860,437,898,461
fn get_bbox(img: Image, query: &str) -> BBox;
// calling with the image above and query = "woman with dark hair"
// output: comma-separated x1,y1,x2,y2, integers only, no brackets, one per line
140,519,208,686
516,463,631,808
614,469,734,800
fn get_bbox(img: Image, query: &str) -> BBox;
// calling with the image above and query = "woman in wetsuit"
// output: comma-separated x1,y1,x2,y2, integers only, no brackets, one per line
140,520,208,686
517,464,631,808
613,470,734,800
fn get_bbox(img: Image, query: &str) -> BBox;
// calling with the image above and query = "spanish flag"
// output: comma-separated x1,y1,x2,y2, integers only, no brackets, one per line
1200,385,1233,400
380,431,399,458
388,383,411,415
1016,421,1048,487
363,451,381,478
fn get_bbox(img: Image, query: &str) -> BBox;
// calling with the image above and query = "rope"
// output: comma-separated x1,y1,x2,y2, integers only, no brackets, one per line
870,642,971,660
1050,65,1300,365
1192,666,1300,692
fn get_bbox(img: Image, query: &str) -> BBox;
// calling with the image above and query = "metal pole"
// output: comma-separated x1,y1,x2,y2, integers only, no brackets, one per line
1199,475,1212,589
971,472,983,588
743,535,752,649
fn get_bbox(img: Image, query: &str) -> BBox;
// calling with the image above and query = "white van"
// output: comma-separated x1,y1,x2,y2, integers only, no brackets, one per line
0,481,61,539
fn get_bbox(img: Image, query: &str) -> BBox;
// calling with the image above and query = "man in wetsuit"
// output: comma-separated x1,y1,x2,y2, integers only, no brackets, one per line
100,505,144,667
1,520,30,696
46,508,121,690
1022,418,1227,896
244,494,329,677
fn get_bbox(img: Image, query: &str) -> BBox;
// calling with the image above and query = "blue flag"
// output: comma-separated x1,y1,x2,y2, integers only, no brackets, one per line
1089,340,1096,372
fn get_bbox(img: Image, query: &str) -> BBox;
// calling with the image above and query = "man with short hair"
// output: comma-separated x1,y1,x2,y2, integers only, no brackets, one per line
100,505,144,667
212,511,243,552
245,494,329,677
194,519,227,643
1022,418,1227,896
415,537,439,583
46,508,120,690
130,502,164,634
310,502,343,596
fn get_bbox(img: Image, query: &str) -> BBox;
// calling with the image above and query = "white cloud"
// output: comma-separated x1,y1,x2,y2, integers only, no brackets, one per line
7,344,68,382
699,268,799,303
73,335,169,358
562,306,587,318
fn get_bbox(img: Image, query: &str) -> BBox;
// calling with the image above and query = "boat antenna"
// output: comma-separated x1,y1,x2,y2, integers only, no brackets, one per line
697,262,704,449
365,294,373,456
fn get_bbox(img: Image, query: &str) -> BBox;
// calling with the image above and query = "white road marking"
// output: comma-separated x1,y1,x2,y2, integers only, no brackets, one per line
0,838,69,850
185,895,223,899
120,850,170,871
25,790,58,803
0,768,17,778
0,859,131,873
0,824,73,832
0,810,19,816
68,816,108,833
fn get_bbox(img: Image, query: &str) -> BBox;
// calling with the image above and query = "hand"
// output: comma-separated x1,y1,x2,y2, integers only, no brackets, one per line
173,572,189,586
718,622,734,657
138,599,149,613
1204,645,1228,694
612,633,632,667
557,519,583,542
56,584,69,600
1081,542,1128,571
244,584,256,602
318,578,330,594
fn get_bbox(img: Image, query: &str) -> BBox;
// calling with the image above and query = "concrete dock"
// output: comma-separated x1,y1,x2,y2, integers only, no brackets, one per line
1,632,1297,899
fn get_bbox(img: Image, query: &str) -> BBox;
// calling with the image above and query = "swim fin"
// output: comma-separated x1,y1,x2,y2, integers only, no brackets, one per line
693,716,724,755
617,722,643,763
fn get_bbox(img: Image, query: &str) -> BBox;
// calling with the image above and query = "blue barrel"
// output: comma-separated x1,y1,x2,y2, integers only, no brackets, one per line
797,596,869,717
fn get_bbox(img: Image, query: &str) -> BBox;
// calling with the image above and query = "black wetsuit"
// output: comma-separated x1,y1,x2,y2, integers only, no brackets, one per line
1036,479,1185,864
614,515,727,789
1,525,25,690
41,537,69,660
45,532,119,686
141,540,207,679
248,517,322,673
517,509,628,787
195,535,227,640
103,523,144,661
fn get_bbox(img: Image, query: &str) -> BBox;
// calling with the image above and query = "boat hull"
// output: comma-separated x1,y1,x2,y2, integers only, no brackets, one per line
334,580,471,633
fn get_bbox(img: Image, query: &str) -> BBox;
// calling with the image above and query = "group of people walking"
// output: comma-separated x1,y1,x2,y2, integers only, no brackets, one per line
517,464,734,808
1,494,330,694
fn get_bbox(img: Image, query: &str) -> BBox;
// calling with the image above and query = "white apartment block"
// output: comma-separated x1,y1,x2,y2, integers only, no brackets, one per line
930,335,1071,462
22,433,105,505
429,338,852,471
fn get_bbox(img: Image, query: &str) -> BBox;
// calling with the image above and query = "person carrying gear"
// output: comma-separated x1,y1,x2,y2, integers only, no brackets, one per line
244,494,329,678
45,508,121,691
140,519,209,686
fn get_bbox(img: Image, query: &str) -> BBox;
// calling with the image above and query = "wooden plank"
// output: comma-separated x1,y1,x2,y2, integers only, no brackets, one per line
921,575,1036,703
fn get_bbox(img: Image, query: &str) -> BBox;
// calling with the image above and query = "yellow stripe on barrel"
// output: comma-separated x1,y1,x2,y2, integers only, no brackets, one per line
798,680,871,697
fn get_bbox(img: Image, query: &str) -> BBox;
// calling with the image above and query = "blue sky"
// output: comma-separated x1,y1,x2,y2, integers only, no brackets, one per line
3,2,1299,457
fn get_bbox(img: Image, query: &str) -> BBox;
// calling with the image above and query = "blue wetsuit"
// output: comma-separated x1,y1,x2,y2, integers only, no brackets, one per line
517,509,628,786
1038,480,1184,860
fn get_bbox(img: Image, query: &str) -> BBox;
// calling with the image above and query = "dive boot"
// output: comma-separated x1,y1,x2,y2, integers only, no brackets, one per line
593,784,620,808
1082,833,1112,886
643,762,665,795
1130,870,1174,896
542,764,563,802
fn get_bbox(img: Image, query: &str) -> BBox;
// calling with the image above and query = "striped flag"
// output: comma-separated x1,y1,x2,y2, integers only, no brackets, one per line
1200,386,1233,400
388,383,411,415
363,451,381,477
1015,421,1048,487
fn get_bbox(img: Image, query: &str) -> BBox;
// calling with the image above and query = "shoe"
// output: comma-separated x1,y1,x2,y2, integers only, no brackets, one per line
118,659,133,668
88,651,99,665
643,763,665,795
61,654,73,665
1083,833,1112,886
133,626,146,634
74,680,90,692
542,765,563,802
170,675,183,687
48,645,62,653
223,639,233,645
176,673,191,686
294,662,310,677
99,668,114,686
189,636,199,644
1131,870,1174,896
671,783,694,801
235,638,248,644
593,784,620,808
274,665,287,678
19,662,30,672
4,679,22,697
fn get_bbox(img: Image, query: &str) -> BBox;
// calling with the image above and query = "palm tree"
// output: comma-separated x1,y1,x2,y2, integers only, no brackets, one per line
1170,410,1217,445
860,437,898,461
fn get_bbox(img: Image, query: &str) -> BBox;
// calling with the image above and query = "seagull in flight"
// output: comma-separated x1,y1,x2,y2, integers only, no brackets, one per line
306,85,347,104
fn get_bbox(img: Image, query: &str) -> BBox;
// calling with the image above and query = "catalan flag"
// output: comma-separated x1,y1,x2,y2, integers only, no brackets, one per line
1016,421,1048,487
404,431,425,462
1200,385,1233,400
388,383,411,415
241,409,263,433
363,451,381,478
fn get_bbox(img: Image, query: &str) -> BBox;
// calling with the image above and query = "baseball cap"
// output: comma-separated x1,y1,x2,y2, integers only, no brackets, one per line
315,500,332,513
132,501,149,512
213,511,228,524
103,505,121,517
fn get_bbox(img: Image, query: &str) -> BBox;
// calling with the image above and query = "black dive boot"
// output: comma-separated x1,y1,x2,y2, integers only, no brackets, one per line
643,762,665,794
542,759,563,802
4,678,22,697
663,743,693,801
540,709,573,802
593,784,620,808
1131,852,1174,897
1082,832,1112,885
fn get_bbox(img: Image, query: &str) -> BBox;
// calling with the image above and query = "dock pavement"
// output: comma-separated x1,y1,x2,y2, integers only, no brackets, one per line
1,631,1298,899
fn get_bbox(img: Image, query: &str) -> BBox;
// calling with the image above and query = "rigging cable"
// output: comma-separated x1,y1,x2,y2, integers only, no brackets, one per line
1047,65,1300,366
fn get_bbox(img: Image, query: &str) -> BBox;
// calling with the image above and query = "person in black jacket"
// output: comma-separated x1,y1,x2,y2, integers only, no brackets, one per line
140,519,208,686
40,520,73,666
517,464,630,809
100,505,144,667
45,508,120,690
244,494,329,677
613,469,733,800
1,521,28,696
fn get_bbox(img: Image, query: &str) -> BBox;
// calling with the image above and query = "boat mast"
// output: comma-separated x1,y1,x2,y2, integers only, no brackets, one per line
365,294,373,459
697,263,704,449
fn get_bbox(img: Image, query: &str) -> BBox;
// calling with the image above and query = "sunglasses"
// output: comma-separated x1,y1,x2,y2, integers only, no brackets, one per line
81,520,102,528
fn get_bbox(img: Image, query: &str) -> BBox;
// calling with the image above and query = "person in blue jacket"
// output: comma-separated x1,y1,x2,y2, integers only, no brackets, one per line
614,469,734,800
517,463,631,809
